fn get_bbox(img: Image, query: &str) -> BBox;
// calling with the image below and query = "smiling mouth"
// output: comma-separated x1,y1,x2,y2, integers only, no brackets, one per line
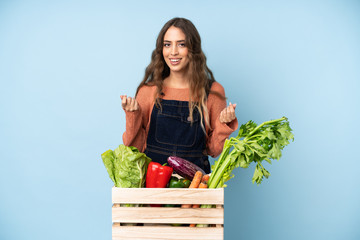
170,58,181,65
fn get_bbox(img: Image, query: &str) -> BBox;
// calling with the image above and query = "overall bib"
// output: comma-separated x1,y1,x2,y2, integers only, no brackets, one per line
144,99,211,173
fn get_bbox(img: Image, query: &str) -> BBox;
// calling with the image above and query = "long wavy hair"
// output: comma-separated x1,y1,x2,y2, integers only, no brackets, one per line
135,17,224,132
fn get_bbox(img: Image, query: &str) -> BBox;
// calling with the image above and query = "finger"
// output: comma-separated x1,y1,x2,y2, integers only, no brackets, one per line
223,109,230,123
229,111,235,121
227,104,234,114
133,99,139,110
128,97,133,105
230,104,237,119
130,97,139,111
124,97,132,110
129,97,136,110
229,104,235,113
226,105,235,119
225,113,231,123
232,109,236,119
122,95,127,106
225,106,230,116
225,108,233,123
228,101,236,109
219,109,225,123
127,97,133,108
223,107,230,121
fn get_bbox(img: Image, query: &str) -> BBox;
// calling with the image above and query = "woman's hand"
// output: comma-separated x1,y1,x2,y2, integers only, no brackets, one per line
219,102,237,124
120,95,139,112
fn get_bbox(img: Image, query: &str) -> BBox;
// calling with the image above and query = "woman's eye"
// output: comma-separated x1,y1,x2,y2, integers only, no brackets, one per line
179,43,186,47
164,43,170,47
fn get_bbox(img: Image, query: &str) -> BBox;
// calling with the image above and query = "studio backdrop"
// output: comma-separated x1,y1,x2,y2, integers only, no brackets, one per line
0,1,359,239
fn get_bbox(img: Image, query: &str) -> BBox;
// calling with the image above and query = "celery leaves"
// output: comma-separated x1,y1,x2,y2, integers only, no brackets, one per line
208,117,294,187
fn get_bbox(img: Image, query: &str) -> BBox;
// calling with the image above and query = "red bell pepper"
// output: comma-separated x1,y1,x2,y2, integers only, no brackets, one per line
146,162,173,207
146,162,173,188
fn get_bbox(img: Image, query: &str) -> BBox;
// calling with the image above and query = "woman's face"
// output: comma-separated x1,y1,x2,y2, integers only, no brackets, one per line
162,26,189,74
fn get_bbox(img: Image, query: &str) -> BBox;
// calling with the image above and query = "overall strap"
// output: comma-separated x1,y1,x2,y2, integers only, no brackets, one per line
205,79,215,97
144,99,210,173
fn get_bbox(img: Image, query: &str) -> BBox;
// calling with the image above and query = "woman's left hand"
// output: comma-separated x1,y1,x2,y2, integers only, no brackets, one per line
219,102,237,124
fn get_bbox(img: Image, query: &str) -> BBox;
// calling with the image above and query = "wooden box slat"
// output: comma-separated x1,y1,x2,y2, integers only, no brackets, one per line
112,206,224,224
111,187,224,240
112,226,223,240
112,187,224,205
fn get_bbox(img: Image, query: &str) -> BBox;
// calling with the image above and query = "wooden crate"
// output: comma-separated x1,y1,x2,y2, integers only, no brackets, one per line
112,187,224,240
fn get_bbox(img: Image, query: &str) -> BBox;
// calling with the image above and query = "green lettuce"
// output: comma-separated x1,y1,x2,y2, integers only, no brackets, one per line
101,145,151,188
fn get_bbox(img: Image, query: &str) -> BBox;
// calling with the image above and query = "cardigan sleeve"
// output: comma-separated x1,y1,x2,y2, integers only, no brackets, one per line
122,85,154,152
206,82,238,157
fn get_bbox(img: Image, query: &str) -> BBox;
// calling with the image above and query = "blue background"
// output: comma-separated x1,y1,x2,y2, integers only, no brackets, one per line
1,0,359,239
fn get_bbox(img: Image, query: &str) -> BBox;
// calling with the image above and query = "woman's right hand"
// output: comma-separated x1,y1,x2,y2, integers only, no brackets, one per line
120,95,139,112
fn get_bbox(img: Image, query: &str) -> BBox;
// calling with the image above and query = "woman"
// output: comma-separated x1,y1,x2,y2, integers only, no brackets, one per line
120,17,238,173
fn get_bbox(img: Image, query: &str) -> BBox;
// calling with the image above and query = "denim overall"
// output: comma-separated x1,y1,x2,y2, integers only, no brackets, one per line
144,99,211,173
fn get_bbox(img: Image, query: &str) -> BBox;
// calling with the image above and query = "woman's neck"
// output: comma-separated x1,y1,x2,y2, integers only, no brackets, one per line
163,72,189,89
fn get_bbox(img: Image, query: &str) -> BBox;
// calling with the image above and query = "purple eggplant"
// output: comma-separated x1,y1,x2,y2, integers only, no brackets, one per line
167,156,205,180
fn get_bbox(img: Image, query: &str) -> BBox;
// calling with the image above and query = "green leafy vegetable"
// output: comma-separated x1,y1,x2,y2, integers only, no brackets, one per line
101,145,151,188
208,116,294,187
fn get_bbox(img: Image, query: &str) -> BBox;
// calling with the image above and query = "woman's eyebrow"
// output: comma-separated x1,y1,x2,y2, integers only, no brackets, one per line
163,40,186,42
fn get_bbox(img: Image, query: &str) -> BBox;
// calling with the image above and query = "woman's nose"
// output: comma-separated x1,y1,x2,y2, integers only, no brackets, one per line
171,45,178,55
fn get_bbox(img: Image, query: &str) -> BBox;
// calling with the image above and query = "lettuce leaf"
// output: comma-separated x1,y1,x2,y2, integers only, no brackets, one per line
101,145,151,188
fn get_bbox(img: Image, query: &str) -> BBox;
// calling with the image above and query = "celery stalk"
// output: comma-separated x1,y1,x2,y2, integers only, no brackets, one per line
208,117,293,187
